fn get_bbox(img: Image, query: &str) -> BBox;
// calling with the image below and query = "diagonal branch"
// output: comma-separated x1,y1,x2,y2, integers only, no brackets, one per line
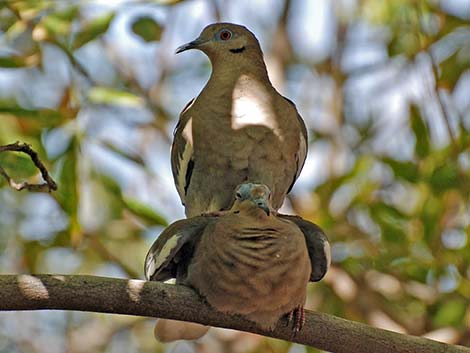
428,51,457,147
85,234,141,279
0,142,57,192
0,274,468,353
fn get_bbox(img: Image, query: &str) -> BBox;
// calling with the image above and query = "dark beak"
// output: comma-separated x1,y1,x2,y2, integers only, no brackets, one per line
175,38,206,54
256,201,270,216
262,206,270,216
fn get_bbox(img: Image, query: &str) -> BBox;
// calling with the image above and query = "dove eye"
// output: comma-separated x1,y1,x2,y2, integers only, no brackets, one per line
236,192,242,199
219,30,232,41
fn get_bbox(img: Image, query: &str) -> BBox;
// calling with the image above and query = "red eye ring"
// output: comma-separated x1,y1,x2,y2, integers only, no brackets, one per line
219,30,232,41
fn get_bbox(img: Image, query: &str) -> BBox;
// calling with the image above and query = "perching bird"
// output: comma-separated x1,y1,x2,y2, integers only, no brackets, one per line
172,23,307,217
145,183,330,339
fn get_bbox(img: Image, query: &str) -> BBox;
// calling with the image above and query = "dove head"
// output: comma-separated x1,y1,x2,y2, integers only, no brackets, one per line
175,23,263,62
232,183,272,216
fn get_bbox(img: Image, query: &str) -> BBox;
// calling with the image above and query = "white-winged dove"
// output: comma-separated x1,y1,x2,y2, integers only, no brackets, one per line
172,23,308,217
145,183,330,339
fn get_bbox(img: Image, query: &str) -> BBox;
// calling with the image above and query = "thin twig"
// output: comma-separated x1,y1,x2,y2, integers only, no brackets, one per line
428,52,457,147
86,234,141,279
413,2,457,147
0,142,57,192
100,41,173,144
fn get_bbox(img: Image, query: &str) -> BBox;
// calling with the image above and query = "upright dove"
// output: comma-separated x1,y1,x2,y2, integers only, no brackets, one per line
145,183,330,338
172,23,307,217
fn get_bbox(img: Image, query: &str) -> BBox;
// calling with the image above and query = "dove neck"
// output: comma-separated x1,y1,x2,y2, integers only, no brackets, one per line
243,206,271,221
208,54,270,87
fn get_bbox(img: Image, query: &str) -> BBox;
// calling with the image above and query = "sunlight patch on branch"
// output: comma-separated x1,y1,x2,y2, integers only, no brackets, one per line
17,275,50,299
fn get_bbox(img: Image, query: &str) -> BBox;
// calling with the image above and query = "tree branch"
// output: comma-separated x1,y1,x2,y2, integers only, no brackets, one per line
0,142,57,192
0,274,468,353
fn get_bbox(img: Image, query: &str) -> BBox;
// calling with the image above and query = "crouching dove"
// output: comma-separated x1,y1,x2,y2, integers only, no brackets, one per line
145,183,330,341
172,23,308,217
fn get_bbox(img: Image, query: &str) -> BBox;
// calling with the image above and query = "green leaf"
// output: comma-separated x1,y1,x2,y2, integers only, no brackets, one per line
0,103,64,125
0,11,16,32
0,56,36,68
72,12,115,49
41,14,72,37
54,142,77,215
53,138,81,245
422,195,442,242
429,163,459,193
440,48,470,90
12,0,53,19
438,13,470,39
390,257,413,267
433,299,466,327
0,152,39,179
88,87,144,107
4,20,28,41
410,105,430,159
388,32,420,58
52,5,80,22
382,157,419,183
101,141,145,166
370,202,408,243
99,174,123,198
122,197,168,226
22,241,45,272
131,16,163,42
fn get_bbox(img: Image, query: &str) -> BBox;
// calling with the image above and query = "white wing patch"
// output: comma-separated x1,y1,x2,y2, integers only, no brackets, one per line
145,233,182,280
296,130,307,180
176,118,194,201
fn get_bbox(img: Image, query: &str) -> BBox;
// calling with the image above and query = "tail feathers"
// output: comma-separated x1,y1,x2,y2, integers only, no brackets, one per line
154,319,210,342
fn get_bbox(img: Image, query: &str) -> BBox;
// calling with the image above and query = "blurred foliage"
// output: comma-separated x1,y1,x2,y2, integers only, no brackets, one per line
131,16,163,42
0,0,469,353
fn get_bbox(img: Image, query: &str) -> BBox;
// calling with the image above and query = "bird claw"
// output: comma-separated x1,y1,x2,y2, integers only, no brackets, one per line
286,305,305,335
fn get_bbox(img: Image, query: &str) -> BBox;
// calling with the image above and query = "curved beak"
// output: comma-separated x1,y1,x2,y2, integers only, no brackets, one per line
254,199,270,216
175,37,207,54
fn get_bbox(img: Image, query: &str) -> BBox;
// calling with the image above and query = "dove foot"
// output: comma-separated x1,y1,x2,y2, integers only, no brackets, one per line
286,305,305,335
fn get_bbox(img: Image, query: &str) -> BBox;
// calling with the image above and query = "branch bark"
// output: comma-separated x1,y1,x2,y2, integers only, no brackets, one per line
0,274,468,353
0,142,57,192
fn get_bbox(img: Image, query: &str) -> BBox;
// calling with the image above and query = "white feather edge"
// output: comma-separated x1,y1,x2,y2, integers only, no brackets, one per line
296,130,307,180
145,233,182,280
175,118,194,203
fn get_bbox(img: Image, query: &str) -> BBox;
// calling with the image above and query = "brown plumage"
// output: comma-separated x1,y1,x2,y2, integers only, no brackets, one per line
186,194,311,330
172,23,307,217
145,183,330,338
